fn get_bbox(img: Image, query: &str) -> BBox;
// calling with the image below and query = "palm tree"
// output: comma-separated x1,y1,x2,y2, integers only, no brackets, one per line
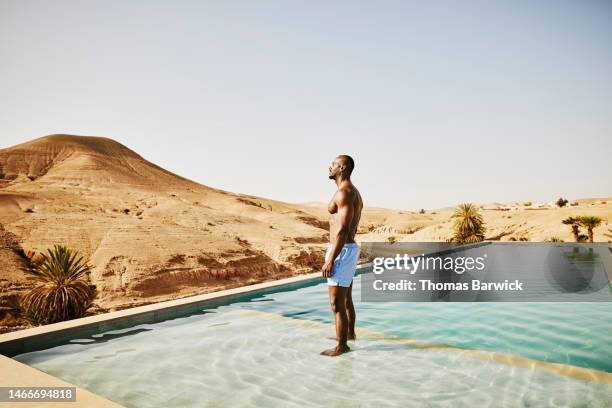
605,227,612,239
577,216,603,243
562,217,581,242
21,245,96,325
451,203,486,243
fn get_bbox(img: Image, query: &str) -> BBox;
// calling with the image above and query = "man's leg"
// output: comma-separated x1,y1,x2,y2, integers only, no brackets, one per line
346,281,356,340
320,285,351,356
328,282,356,342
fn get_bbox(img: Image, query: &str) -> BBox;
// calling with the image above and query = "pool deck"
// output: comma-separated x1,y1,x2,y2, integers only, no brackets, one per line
0,354,123,407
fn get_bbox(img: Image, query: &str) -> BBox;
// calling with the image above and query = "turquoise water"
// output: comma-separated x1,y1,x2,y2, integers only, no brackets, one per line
14,273,612,407
242,276,612,373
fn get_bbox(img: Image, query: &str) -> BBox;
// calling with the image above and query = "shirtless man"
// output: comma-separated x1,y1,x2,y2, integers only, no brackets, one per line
320,155,363,357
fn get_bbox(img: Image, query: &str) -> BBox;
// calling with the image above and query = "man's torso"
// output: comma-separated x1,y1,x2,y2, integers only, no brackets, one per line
328,183,363,244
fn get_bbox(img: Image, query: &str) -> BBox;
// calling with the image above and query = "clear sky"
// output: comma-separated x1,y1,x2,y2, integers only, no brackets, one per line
1,0,611,210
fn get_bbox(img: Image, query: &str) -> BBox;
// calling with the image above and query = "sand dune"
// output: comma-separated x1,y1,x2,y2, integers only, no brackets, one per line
0,134,610,329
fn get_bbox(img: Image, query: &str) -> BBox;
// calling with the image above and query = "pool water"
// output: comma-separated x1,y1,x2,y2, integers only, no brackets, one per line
244,277,612,373
14,275,612,407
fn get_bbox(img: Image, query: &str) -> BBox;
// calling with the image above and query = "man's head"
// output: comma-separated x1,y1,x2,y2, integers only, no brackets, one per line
328,155,355,180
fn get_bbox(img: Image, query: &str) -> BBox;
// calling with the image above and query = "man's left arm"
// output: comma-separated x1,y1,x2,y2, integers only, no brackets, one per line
323,191,354,277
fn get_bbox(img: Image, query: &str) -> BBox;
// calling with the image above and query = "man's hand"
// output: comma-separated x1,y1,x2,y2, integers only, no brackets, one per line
322,260,334,278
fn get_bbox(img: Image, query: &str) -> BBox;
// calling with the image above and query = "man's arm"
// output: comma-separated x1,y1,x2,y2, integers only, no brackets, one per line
323,190,354,277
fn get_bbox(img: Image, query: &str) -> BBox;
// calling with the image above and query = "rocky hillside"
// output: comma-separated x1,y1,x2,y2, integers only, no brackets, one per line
0,135,330,319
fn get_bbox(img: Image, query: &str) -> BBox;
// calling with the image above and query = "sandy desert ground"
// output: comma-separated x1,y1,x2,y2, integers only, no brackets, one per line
1,135,610,329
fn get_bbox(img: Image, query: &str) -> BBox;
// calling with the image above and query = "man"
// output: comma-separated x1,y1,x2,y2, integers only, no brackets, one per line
321,155,363,356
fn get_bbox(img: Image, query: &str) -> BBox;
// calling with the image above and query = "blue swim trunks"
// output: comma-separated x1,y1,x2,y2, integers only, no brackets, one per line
325,243,360,287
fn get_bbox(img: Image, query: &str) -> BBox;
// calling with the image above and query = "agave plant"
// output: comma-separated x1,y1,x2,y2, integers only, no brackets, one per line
451,203,486,243
577,216,603,243
561,217,581,242
21,245,96,325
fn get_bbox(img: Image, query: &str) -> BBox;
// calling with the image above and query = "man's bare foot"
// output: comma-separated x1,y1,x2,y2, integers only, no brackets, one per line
348,332,356,341
320,343,351,356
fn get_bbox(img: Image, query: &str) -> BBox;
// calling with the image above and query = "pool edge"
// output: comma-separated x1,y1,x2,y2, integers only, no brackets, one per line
0,355,124,407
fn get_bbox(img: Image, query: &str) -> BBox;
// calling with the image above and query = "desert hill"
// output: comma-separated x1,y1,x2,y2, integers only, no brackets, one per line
0,135,331,321
0,134,195,189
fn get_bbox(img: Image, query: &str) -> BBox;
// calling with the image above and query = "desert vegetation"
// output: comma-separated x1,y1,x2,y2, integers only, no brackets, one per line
451,203,486,243
561,216,604,243
20,245,96,325
562,217,582,242
578,216,603,243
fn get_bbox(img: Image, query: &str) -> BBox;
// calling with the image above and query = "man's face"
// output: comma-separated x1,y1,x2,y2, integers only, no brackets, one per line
328,158,342,179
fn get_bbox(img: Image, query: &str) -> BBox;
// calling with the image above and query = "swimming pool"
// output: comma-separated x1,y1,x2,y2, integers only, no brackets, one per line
12,272,612,407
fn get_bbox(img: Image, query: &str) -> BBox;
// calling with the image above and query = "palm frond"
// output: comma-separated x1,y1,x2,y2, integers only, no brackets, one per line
451,203,486,243
21,245,96,325
576,216,603,229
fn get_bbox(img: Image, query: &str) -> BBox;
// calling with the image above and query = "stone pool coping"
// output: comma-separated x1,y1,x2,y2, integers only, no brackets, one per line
0,355,123,407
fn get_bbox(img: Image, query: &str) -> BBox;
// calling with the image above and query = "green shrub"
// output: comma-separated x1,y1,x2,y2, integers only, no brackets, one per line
21,245,96,325
556,197,568,207
451,203,486,243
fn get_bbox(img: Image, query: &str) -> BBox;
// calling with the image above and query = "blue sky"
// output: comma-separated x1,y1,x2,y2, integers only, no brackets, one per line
1,0,610,209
